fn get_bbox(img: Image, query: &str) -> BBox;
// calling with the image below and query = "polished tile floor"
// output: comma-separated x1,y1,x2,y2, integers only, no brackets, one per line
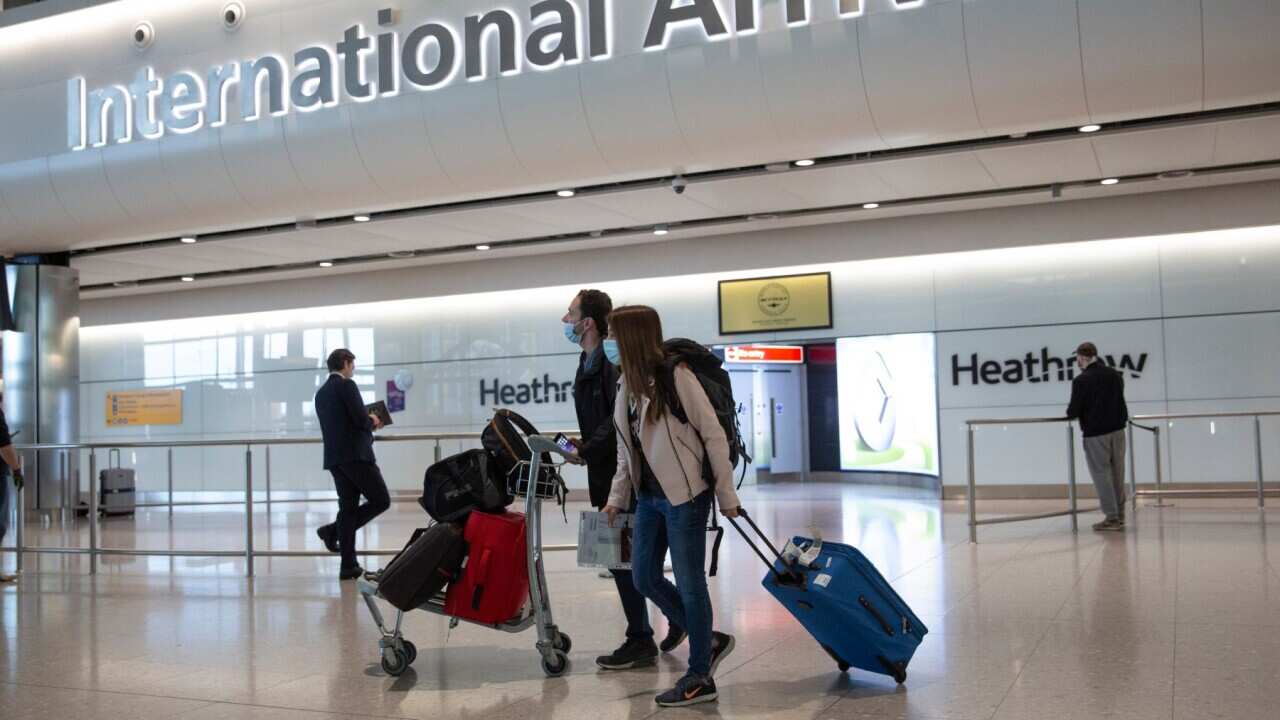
2,484,1279,720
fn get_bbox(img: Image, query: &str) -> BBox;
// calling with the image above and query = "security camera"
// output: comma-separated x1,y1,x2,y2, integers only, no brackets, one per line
671,176,687,195
132,22,155,49
222,2,245,30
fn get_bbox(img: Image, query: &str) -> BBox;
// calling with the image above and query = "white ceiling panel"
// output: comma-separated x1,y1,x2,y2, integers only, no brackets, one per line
872,154,999,197
583,190,723,225
1212,116,1280,166
355,217,496,249
977,139,1102,187
682,176,809,215
495,200,642,235
1092,125,1219,177
773,165,900,207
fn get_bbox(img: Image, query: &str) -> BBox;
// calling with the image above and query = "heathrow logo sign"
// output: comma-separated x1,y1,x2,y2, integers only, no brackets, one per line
951,347,1150,387
68,0,928,151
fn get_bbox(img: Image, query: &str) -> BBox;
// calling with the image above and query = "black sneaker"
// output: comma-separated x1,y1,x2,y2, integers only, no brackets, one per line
596,637,658,670
317,524,339,553
655,673,717,707
709,631,735,676
660,625,687,653
339,565,364,581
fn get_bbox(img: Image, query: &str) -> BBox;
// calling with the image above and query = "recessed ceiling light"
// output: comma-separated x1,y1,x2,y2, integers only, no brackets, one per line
653,225,669,236
1100,178,1120,186
793,159,815,167
862,203,880,209
353,215,371,223
180,276,194,283
556,189,576,198
318,261,335,268
475,244,491,251
180,236,197,244
1079,124,1102,133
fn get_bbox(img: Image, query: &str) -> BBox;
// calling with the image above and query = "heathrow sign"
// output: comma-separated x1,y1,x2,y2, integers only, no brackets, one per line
68,0,928,151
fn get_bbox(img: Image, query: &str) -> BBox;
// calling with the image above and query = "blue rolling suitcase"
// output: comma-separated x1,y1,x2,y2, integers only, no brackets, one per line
729,510,927,684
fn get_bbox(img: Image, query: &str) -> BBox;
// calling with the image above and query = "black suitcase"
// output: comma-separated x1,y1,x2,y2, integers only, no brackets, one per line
419,449,512,523
99,449,137,516
377,523,468,612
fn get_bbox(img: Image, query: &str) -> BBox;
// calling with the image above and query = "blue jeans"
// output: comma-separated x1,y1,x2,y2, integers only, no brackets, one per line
632,490,714,676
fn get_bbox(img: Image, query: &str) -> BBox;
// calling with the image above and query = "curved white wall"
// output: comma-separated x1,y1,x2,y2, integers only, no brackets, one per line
3,0,1279,251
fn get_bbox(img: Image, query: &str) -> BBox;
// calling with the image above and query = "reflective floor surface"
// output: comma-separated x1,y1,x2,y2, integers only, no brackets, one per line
2,483,1279,720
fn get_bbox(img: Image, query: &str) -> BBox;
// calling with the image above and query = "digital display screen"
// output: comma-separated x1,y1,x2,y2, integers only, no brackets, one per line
836,334,939,476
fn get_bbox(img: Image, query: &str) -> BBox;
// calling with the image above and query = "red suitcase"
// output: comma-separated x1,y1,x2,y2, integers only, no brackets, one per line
445,511,530,624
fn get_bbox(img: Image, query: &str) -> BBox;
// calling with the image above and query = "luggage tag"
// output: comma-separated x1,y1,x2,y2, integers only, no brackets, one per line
795,529,824,569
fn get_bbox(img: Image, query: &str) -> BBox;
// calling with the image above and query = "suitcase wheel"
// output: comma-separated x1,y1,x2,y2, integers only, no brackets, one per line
877,656,908,685
541,650,569,677
838,661,851,673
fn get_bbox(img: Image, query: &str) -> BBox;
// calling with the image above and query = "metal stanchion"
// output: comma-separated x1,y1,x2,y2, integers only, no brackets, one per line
265,445,272,510
1127,424,1137,513
245,446,254,578
1256,416,1266,509
967,425,978,544
434,440,442,463
89,451,98,575
1067,425,1079,533
167,447,174,515
1152,426,1171,507
14,474,24,575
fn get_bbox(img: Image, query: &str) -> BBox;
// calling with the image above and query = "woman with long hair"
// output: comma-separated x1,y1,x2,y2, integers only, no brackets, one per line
602,305,741,707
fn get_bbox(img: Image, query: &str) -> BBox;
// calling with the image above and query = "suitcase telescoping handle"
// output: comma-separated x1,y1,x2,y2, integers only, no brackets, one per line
726,509,804,586
109,448,122,470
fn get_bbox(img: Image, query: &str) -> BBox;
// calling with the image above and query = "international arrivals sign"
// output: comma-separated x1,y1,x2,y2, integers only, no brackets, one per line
68,0,929,151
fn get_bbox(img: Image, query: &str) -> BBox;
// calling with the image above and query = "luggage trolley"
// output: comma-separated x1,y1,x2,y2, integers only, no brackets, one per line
357,435,572,678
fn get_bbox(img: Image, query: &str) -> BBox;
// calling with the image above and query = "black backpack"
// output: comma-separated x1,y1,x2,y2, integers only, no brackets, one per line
377,523,468,612
661,338,752,486
481,409,567,502
419,449,512,523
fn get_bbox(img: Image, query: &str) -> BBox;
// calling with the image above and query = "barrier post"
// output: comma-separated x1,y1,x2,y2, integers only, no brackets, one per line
167,447,174,515
89,451,98,575
245,446,254,578
1067,425,1078,533
1127,424,1137,512
967,424,978,544
1256,416,1266,509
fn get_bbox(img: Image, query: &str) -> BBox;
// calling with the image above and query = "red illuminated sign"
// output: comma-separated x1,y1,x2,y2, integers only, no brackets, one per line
724,345,805,364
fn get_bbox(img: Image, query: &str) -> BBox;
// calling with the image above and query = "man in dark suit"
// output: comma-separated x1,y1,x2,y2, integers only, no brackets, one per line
0,399,26,583
315,349,389,579
1066,342,1130,532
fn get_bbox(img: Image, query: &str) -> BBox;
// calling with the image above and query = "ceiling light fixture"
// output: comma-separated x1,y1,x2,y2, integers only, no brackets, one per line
1079,124,1102,133
653,225,669,236
180,276,194,283
475,244,491,251
862,203,880,209
793,159,815,167
180,236,197,244
1100,178,1120,186
353,215,371,223
556,189,576,198
318,261,335,268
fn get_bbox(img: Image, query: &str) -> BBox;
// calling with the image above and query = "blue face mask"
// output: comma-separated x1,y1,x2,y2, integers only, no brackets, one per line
563,321,583,345
603,339,622,366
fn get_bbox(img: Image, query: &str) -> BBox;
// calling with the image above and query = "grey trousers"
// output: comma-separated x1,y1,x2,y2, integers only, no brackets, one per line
1084,429,1127,520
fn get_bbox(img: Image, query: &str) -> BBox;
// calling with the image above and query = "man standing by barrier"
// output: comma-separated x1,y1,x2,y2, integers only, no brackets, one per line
1066,342,1130,532
315,349,388,580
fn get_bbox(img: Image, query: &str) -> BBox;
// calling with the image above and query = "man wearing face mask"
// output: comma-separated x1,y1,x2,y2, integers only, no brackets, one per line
562,290,685,670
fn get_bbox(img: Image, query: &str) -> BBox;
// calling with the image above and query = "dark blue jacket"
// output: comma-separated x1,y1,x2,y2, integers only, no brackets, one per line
315,374,376,470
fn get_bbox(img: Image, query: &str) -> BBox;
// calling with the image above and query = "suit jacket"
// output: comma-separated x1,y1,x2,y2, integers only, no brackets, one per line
315,373,376,470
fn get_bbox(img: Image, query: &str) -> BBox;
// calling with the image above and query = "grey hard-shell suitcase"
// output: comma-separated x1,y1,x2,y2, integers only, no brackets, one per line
99,449,136,516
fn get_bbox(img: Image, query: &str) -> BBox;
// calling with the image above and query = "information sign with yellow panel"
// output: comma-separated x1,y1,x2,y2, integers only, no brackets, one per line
719,272,833,335
106,390,183,426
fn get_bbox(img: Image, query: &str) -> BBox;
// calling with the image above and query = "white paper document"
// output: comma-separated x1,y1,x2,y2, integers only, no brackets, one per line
577,511,634,570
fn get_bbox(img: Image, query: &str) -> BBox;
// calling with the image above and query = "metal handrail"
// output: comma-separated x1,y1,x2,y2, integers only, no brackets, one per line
966,410,1276,542
3,429,578,577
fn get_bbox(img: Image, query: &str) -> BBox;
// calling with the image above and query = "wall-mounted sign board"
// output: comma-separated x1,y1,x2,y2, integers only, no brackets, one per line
719,272,832,335
106,389,183,426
